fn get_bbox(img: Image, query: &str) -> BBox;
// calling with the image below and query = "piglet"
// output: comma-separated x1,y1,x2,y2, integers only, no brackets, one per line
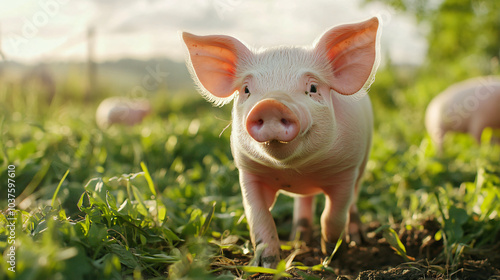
182,17,381,267
425,76,500,151
96,97,151,129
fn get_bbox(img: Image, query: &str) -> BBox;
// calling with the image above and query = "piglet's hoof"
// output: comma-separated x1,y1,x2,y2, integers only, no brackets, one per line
250,243,280,268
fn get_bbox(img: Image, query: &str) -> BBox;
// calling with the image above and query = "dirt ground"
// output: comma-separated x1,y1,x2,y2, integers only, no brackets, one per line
219,218,500,280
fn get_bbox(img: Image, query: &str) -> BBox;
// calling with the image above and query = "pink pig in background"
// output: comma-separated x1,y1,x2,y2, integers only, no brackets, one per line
182,17,381,267
96,97,151,129
425,76,500,151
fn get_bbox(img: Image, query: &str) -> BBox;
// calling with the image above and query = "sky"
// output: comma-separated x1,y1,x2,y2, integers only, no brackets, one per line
0,0,427,65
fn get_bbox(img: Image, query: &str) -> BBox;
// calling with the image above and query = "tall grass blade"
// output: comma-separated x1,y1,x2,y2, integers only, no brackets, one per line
51,169,69,208
140,161,156,196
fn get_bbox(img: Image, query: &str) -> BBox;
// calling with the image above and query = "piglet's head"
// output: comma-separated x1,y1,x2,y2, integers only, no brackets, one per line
182,17,380,164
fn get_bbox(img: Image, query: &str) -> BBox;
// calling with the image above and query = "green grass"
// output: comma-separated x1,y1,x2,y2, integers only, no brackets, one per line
1,67,499,279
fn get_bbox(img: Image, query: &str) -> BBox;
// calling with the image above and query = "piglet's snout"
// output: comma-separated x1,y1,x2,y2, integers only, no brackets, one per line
246,99,300,143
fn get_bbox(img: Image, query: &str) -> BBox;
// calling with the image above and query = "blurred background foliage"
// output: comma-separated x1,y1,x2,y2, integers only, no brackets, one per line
368,0,500,89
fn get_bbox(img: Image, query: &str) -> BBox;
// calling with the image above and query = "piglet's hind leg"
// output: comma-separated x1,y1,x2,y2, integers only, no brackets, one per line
290,195,315,243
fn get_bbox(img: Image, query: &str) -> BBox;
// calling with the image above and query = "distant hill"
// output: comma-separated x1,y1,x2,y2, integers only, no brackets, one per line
97,58,193,92
0,57,194,95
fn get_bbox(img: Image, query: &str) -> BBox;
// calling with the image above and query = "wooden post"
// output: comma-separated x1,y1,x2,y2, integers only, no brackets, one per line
86,26,96,101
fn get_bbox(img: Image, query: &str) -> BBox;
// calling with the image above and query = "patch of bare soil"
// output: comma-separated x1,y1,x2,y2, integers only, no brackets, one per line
221,218,500,279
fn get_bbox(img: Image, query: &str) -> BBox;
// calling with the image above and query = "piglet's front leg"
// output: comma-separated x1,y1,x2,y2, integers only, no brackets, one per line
320,175,357,254
240,172,280,268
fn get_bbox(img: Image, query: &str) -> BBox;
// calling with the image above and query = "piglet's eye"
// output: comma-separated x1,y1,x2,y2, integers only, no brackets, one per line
310,84,317,93
244,86,250,94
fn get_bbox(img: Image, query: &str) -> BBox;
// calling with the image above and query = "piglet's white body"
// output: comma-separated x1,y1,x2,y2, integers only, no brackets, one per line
96,97,151,129
426,76,500,150
182,17,381,267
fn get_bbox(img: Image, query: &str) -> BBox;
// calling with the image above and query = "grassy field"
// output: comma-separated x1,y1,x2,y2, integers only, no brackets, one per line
0,64,499,279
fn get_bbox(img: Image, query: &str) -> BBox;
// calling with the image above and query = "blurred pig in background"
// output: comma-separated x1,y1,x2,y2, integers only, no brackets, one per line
425,76,500,151
96,97,151,129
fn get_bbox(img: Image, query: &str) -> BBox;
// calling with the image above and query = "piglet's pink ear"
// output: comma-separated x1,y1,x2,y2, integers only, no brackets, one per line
315,17,380,96
182,32,251,106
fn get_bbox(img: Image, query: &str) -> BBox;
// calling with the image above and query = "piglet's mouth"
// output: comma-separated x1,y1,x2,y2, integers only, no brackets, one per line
257,137,300,161
260,139,290,146
262,139,291,145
